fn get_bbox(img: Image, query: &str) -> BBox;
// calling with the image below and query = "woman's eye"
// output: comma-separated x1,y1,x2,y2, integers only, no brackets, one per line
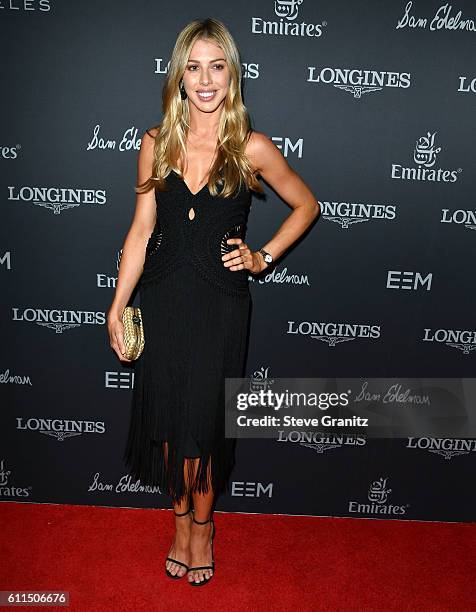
187,64,224,71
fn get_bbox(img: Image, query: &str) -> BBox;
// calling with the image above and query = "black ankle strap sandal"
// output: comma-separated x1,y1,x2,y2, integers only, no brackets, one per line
165,507,193,580
188,516,215,587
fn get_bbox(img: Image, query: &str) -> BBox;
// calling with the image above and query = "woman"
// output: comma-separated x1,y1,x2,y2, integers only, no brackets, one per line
107,17,320,586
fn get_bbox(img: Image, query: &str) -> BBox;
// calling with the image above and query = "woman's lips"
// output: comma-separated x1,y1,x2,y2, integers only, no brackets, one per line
196,90,217,101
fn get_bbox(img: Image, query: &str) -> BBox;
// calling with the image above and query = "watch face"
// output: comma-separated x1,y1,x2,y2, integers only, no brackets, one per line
264,253,272,263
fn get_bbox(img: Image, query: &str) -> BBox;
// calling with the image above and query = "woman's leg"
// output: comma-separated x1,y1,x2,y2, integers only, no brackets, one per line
164,442,194,577
188,456,215,584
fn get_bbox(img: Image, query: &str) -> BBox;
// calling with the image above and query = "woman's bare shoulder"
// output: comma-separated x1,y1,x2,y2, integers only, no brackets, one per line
245,129,276,174
144,125,160,139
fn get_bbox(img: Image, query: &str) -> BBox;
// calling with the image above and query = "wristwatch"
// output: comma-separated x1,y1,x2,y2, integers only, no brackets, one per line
258,248,273,265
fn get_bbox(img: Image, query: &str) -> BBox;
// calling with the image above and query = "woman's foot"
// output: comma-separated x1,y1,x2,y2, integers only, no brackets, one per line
165,509,192,578
187,517,214,585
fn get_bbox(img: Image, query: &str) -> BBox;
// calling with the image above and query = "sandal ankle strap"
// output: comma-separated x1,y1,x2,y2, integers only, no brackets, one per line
174,508,192,517
192,515,212,525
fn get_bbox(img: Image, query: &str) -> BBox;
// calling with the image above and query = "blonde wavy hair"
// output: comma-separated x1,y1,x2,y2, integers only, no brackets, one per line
136,17,264,198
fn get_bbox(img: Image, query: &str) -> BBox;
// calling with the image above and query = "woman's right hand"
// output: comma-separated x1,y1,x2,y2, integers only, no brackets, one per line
107,312,133,363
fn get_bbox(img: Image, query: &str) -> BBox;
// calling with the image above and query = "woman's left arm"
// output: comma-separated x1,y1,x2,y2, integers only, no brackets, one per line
244,130,321,273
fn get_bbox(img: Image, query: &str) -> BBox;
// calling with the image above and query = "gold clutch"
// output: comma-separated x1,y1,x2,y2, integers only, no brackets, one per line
121,306,145,360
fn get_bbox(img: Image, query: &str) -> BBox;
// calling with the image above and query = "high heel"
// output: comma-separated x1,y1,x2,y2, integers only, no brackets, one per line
165,507,192,580
188,515,215,586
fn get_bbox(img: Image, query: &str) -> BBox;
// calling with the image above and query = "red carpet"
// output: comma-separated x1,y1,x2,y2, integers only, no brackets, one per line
0,502,474,611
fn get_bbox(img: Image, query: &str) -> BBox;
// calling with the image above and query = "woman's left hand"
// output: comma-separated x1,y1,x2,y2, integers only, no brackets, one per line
222,238,267,274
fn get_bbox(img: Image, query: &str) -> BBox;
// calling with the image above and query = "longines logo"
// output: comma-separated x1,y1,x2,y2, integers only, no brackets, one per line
12,308,106,332
391,131,462,182
321,200,396,228
251,0,326,38
441,207,476,230
307,66,410,98
88,472,161,494
7,185,106,214
87,125,143,152
458,75,476,93
287,321,381,346
396,1,476,32
248,266,310,286
0,143,20,159
422,328,476,354
155,59,260,79
231,481,273,497
348,477,409,516
406,437,476,459
277,430,366,452
16,417,105,440
0,1,50,12
0,459,32,498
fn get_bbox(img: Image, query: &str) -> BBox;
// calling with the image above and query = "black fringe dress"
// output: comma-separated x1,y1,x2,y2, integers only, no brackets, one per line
123,168,252,504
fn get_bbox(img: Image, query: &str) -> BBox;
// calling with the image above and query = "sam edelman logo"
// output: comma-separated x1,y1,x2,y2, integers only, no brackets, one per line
349,477,409,516
0,459,32,498
251,0,326,38
287,320,380,346
391,131,462,183
88,471,161,495
7,185,106,214
12,308,106,332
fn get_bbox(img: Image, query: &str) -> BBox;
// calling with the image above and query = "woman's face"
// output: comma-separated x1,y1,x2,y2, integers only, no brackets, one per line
181,38,230,114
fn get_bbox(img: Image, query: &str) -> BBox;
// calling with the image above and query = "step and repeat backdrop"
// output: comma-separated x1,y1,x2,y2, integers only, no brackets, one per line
1,1,475,522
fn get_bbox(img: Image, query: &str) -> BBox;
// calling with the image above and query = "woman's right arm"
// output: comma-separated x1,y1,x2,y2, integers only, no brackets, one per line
107,129,157,362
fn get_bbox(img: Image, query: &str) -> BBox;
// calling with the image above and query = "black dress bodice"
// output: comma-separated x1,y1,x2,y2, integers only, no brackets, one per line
139,170,252,298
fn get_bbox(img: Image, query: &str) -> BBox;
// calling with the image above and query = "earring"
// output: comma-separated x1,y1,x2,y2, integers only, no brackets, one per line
179,81,187,100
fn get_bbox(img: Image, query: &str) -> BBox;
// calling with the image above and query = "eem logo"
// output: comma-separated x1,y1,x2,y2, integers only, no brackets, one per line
287,321,381,346
105,371,135,390
348,477,409,516
231,481,273,498
386,270,432,291
1,251,11,269
271,136,303,158
251,0,326,38
391,131,462,183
